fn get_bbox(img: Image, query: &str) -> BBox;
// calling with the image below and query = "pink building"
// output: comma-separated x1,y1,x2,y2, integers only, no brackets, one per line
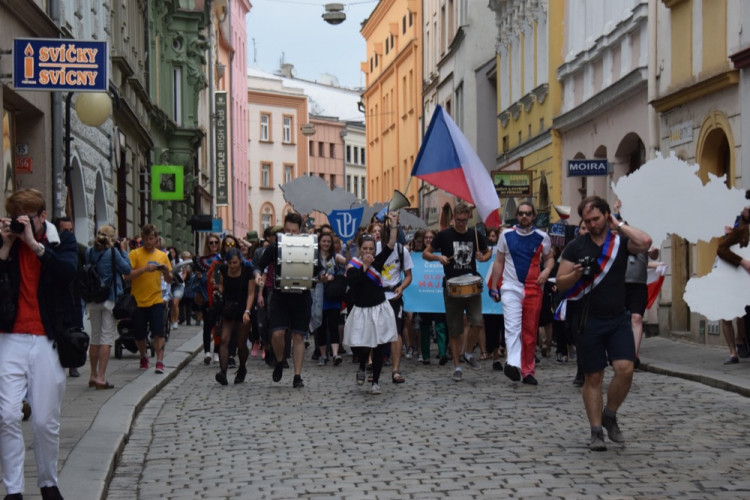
231,0,252,238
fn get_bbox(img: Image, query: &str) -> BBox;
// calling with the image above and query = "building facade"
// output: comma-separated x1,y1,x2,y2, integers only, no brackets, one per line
489,0,564,224
361,0,423,208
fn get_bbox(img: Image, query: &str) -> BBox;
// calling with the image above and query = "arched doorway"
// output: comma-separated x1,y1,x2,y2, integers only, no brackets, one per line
67,157,88,244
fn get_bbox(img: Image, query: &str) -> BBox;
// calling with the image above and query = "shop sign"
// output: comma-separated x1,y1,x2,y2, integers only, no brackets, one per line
215,91,228,206
669,121,693,147
13,38,108,92
567,159,609,177
492,171,532,197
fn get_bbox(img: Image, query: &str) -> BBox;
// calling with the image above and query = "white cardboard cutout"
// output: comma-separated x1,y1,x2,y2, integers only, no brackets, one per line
612,152,749,321
611,152,747,246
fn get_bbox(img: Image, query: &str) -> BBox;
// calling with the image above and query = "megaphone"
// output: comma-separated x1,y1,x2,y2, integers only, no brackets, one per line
388,190,410,212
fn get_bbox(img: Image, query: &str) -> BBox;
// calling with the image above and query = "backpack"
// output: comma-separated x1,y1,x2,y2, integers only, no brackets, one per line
77,248,110,303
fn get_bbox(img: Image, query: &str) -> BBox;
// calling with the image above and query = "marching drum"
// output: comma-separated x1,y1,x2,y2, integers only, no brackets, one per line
276,233,318,292
446,274,483,298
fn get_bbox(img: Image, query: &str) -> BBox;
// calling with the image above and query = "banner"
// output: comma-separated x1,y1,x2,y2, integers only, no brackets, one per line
215,91,228,205
329,207,363,242
151,165,184,200
402,254,503,315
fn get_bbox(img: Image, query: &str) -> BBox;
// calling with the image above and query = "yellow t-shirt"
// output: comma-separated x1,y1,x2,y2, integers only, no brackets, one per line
129,247,171,307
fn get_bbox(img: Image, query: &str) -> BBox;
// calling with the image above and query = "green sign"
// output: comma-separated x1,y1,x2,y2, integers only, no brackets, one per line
152,165,184,200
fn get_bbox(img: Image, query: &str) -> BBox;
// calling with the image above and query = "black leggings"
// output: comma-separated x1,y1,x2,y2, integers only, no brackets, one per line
315,309,341,350
352,344,387,384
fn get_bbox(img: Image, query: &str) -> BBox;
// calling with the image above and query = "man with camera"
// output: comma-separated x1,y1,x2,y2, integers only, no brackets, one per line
125,224,172,374
555,196,652,451
0,188,77,500
489,202,554,385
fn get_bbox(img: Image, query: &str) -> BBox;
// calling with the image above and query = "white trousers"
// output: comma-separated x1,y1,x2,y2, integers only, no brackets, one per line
0,334,66,494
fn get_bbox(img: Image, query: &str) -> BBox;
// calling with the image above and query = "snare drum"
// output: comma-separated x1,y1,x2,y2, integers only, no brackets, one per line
276,233,318,292
446,275,483,298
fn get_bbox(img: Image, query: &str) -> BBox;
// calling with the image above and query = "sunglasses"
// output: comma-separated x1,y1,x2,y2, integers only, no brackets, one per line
208,240,219,245
517,211,534,217
224,241,237,247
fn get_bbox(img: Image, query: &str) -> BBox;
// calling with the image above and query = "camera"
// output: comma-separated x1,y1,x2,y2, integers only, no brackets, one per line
577,256,600,279
9,218,25,234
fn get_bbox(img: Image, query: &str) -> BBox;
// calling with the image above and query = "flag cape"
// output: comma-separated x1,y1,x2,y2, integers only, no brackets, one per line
411,104,501,227
646,264,667,310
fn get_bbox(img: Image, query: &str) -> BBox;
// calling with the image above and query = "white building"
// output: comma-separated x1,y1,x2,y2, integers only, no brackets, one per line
343,121,367,201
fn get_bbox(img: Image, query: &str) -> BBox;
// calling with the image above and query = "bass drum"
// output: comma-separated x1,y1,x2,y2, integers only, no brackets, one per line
276,233,318,292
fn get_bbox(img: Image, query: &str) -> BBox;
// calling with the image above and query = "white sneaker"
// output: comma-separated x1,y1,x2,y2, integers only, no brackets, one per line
203,353,212,365
171,322,179,329
370,383,382,395
212,353,219,363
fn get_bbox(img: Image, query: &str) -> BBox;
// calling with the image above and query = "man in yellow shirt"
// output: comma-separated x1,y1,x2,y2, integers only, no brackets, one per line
126,224,172,373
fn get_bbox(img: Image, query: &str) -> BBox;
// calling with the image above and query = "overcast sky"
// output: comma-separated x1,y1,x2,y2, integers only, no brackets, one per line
245,0,378,89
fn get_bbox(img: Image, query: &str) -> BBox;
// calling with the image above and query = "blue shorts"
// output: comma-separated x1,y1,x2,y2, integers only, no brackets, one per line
133,303,165,340
578,311,635,373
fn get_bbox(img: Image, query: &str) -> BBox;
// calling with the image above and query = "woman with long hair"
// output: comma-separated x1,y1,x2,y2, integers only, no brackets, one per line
312,232,347,366
84,225,131,389
343,213,399,395
195,234,222,364
214,248,256,385
418,229,449,365
166,246,184,329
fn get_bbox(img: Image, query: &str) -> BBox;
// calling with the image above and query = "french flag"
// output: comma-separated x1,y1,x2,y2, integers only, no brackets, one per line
411,104,502,227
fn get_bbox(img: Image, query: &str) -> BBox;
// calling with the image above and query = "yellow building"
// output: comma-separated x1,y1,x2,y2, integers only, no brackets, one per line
361,0,422,207
489,0,564,222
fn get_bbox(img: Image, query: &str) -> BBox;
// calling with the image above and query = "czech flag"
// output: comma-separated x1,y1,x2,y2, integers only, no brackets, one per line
411,104,502,227
646,264,667,310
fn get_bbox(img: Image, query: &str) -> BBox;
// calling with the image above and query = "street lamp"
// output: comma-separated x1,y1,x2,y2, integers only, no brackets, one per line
64,91,113,216
322,3,346,25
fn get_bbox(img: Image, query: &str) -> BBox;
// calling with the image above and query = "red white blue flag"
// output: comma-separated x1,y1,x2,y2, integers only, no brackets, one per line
411,104,502,227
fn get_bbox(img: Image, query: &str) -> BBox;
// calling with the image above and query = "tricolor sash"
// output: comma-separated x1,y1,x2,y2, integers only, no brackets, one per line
348,257,383,287
554,231,620,321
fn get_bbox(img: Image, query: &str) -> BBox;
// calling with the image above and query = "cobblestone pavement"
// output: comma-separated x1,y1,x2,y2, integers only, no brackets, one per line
107,352,750,499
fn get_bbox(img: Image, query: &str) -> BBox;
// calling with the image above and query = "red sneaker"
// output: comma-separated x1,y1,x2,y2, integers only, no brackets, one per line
155,361,165,374
140,357,149,370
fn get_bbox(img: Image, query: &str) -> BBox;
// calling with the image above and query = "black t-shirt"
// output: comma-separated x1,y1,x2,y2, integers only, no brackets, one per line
430,227,488,280
560,233,630,318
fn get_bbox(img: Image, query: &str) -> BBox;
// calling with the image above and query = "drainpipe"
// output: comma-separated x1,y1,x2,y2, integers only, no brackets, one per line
49,0,64,217
227,0,234,234
647,0,659,159
207,0,216,218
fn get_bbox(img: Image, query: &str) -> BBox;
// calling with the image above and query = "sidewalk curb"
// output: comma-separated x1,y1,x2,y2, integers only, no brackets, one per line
640,360,750,398
58,332,203,500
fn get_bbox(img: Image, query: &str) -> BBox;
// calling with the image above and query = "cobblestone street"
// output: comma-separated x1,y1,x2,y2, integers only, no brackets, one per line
107,351,750,499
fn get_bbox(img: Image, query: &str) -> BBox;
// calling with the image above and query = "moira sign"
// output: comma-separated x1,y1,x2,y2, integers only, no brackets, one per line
567,159,609,177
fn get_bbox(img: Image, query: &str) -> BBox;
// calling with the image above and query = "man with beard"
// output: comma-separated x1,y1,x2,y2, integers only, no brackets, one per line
717,201,750,364
488,202,554,385
555,196,651,451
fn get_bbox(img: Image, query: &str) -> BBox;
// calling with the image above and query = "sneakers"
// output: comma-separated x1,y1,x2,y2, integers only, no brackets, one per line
503,363,521,382
293,375,304,388
724,355,739,364
251,343,260,358
234,366,247,384
356,370,365,385
522,374,538,385
140,357,149,370
318,356,328,367
602,411,625,443
215,372,228,386
738,343,750,358
492,360,503,371
422,358,431,365
155,361,165,374
212,353,219,363
439,355,449,366
332,355,343,366
461,353,479,369
451,368,463,382
171,322,179,329
555,352,564,363
203,353,212,365
370,383,382,395
589,429,607,451
272,362,284,382
405,346,414,359
69,367,80,377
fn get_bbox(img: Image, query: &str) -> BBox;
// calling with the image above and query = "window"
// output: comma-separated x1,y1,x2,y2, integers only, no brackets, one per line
370,57,373,73
346,175,351,192
361,178,366,199
375,53,378,68
318,141,325,157
403,16,406,34
409,12,413,27
330,176,335,190
173,68,182,125
385,36,389,55
353,147,359,165
329,143,335,158
262,213,272,229
353,177,358,198
260,113,270,141
309,141,314,156
284,164,293,183
540,117,545,132
282,115,293,143
502,135,509,152
360,147,365,165
261,163,271,187
346,145,351,162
